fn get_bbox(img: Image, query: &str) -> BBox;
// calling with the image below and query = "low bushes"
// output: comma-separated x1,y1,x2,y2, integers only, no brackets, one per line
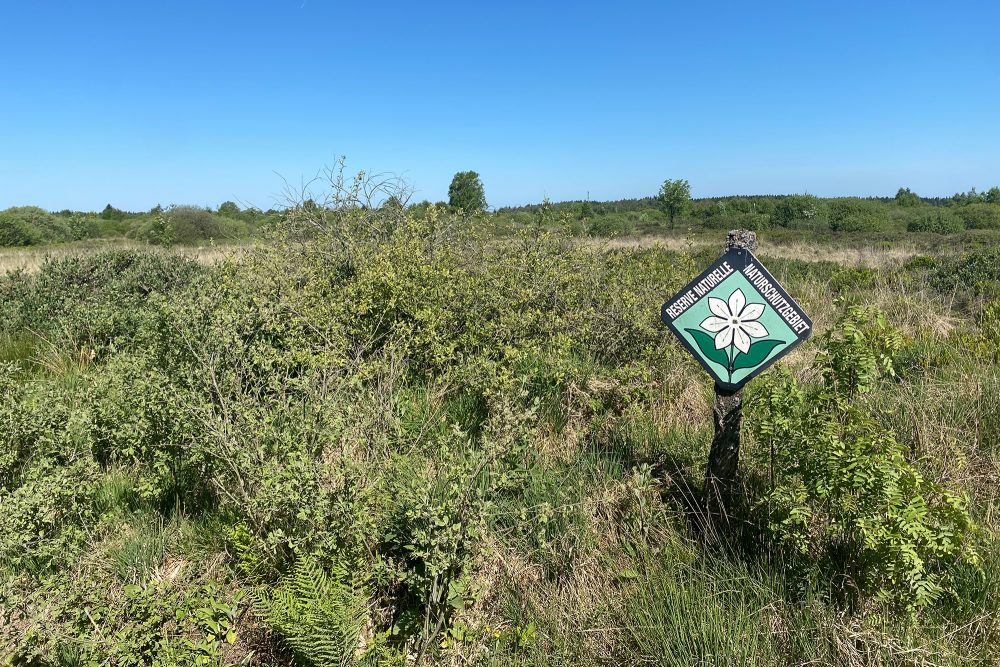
827,198,893,232
771,194,824,228
956,203,1000,230
0,209,994,664
933,246,1000,296
128,206,252,245
0,250,202,353
907,209,964,234
0,206,72,246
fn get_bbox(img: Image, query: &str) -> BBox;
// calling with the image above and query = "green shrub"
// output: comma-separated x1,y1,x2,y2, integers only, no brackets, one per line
67,214,98,240
749,307,977,611
771,194,823,228
0,206,71,246
166,206,225,241
704,211,772,231
145,212,176,245
587,214,635,237
933,247,1000,296
956,203,1000,230
94,216,133,237
129,206,250,244
904,254,937,271
895,187,922,207
907,209,964,234
827,199,892,232
0,460,100,575
85,353,207,510
0,250,201,351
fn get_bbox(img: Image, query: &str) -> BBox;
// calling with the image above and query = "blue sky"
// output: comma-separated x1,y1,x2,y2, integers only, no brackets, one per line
1,1,998,211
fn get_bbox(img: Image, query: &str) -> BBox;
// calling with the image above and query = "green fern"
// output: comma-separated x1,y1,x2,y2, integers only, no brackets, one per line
255,555,369,667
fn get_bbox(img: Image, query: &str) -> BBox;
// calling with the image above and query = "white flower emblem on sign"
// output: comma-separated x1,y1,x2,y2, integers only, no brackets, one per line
699,288,768,355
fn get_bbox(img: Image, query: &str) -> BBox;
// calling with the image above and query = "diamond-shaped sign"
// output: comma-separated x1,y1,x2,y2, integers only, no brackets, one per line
661,248,812,391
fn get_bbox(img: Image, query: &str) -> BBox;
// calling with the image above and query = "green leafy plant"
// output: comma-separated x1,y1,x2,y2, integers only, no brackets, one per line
827,198,892,232
447,171,487,214
749,306,977,611
907,209,963,234
956,203,1000,230
254,555,372,667
656,178,690,228
147,212,176,245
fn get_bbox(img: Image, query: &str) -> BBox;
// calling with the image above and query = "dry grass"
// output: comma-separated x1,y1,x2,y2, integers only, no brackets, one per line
0,234,913,276
0,239,250,274
594,234,921,268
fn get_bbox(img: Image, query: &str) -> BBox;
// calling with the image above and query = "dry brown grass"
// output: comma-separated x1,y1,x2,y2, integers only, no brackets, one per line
593,234,920,268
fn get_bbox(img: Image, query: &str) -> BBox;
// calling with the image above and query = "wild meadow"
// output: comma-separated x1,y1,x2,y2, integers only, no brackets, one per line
1,185,1000,666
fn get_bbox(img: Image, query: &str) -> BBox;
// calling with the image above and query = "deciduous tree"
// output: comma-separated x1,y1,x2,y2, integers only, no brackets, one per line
218,201,241,218
448,171,487,214
657,179,690,228
894,187,921,207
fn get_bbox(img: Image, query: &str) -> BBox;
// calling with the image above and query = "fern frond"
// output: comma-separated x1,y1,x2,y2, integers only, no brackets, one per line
254,554,370,667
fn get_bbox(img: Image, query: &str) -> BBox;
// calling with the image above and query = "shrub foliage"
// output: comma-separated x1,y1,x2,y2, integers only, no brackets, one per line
0,199,993,664
750,307,976,611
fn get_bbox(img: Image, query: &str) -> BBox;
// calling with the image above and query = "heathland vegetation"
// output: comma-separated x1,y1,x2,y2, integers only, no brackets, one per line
2,170,1000,665
4,180,1000,249
0,203,277,247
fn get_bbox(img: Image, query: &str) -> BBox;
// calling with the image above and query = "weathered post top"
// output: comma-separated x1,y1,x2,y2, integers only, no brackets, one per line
725,229,758,252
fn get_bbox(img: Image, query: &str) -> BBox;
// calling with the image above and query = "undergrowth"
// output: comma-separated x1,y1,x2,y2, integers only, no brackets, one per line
1,194,997,665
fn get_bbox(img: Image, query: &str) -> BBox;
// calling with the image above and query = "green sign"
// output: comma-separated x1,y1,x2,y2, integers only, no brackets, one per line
661,247,812,390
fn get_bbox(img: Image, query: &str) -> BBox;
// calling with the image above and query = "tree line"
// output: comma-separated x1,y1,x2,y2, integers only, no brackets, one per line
4,170,1000,247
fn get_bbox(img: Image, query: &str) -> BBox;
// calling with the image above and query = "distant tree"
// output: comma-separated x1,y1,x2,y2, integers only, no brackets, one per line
67,214,94,240
985,187,1000,204
101,204,126,221
657,179,690,228
0,206,71,245
132,205,230,244
579,199,593,220
894,187,921,207
407,199,430,215
952,187,984,206
535,197,554,236
218,201,241,218
147,212,176,245
448,171,487,214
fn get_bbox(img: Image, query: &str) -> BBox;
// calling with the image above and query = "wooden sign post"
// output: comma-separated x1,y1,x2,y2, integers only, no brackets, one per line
660,230,812,525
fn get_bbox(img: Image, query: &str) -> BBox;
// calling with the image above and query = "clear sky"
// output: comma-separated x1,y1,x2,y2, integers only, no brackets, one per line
1,1,998,211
